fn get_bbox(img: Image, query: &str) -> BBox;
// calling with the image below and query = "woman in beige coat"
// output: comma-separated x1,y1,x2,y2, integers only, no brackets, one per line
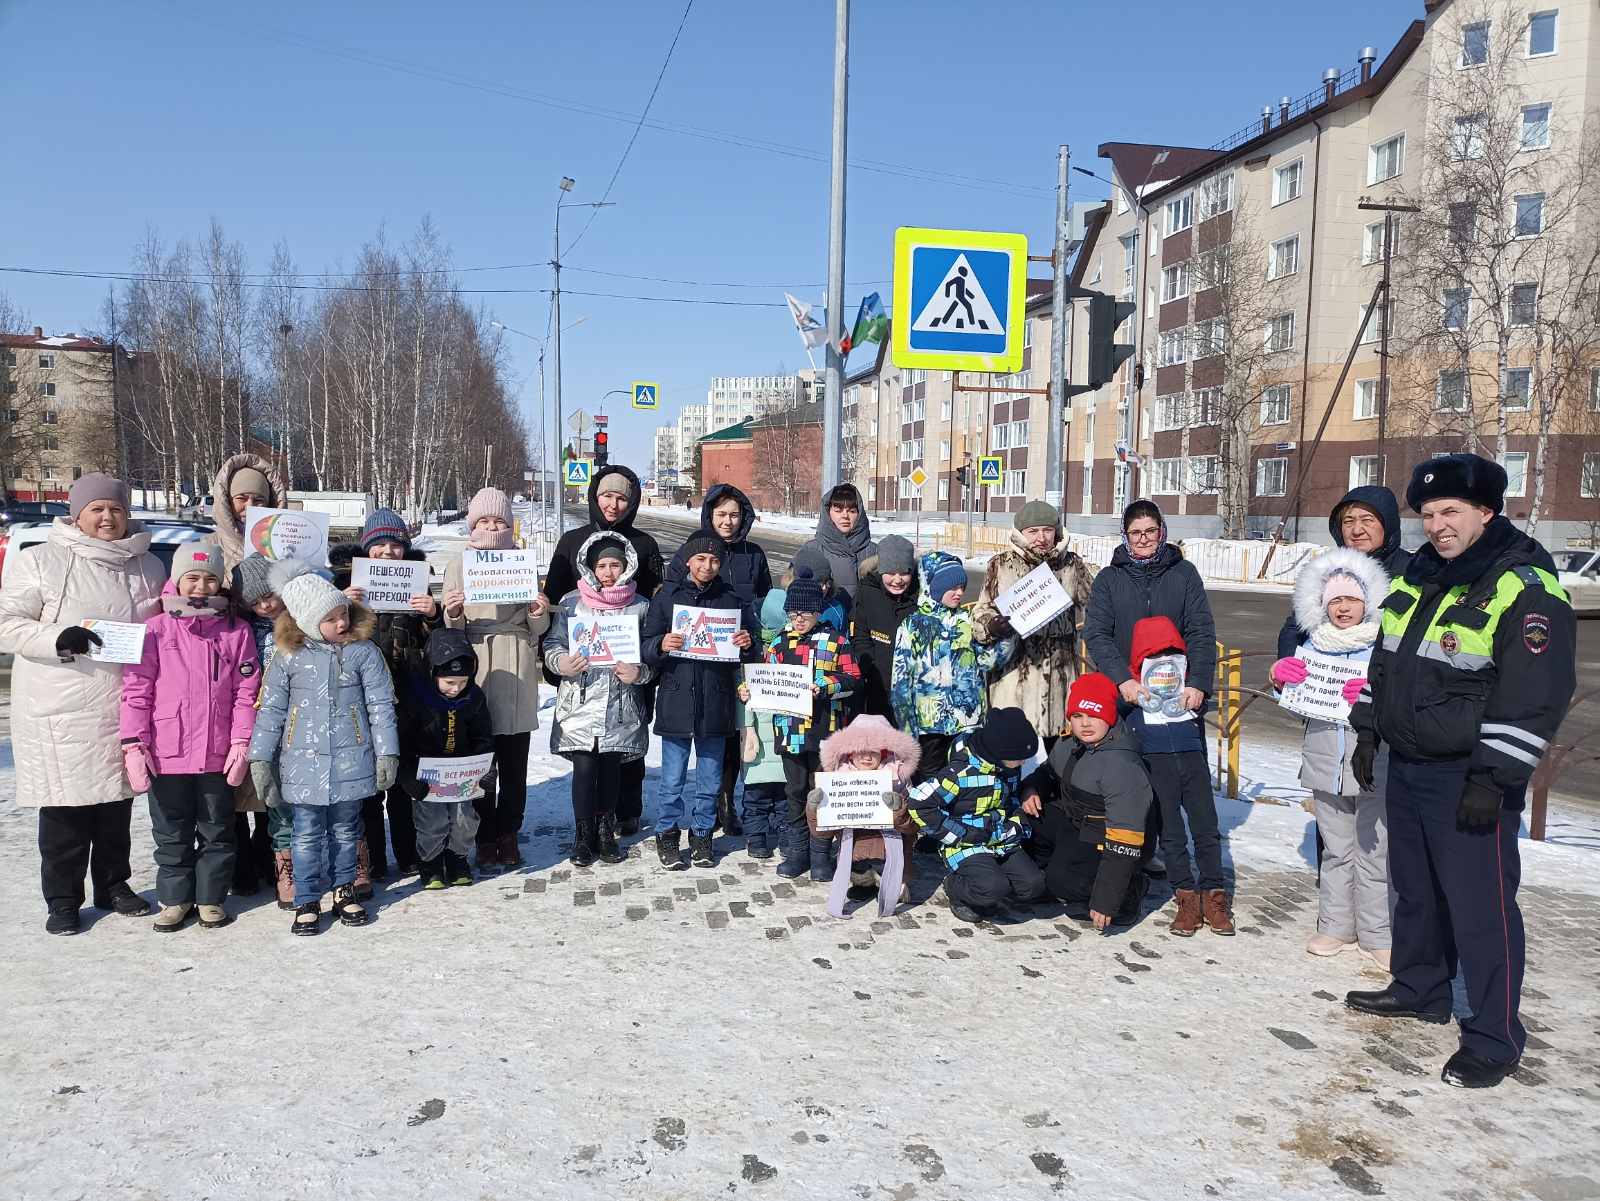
0,474,165,934
442,487,550,870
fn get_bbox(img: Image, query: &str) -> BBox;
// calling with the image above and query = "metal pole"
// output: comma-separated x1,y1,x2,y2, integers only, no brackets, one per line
552,207,564,518
1376,210,1393,485
820,0,849,493
1046,144,1071,511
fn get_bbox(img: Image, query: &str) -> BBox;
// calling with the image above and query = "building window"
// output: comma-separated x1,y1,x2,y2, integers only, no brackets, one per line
1198,172,1234,219
1527,10,1557,57
1521,103,1552,150
1192,387,1221,425
1449,202,1477,247
868,479,877,503
1354,378,1379,420
1461,21,1491,66
1442,288,1470,331
1437,369,1468,411
1154,393,1187,432
939,439,951,460
1265,313,1295,352
1195,245,1231,290
1349,455,1380,488
37,353,55,370
72,466,82,481
1160,262,1190,303
1259,383,1291,426
1268,235,1300,280
1369,134,1405,184
992,422,1010,450
1164,193,1193,235
940,396,952,421
1189,455,1220,494
1272,159,1303,205
1121,235,1138,291
1010,420,1030,447
39,382,56,398
44,435,59,451
938,478,950,503
1502,367,1532,410
1362,220,1400,265
1358,301,1388,345
1158,328,1189,367
1509,283,1538,327
1255,457,1288,497
1590,366,1600,411
1502,452,1529,497
43,409,60,425
1451,113,1487,160
1581,453,1600,498
1516,194,1545,237
1193,317,1227,358
3,350,14,366
1150,458,1183,495
1003,469,1028,497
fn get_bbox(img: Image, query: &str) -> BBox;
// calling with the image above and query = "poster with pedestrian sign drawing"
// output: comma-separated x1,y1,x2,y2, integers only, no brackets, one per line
1277,648,1366,726
669,604,741,661
568,614,641,666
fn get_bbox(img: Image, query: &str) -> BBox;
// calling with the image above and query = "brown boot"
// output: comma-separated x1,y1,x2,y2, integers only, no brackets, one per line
353,839,374,900
273,849,295,911
1169,889,1203,937
497,832,524,869
1203,889,1235,935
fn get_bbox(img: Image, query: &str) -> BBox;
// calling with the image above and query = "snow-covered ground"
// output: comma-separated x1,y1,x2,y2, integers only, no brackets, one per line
3,687,1598,1201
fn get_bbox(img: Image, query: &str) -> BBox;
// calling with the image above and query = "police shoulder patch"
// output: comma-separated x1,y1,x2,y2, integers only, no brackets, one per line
1523,613,1551,654
239,662,256,677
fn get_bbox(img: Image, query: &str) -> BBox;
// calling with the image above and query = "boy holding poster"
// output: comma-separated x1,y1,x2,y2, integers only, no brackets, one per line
397,630,494,890
642,533,754,870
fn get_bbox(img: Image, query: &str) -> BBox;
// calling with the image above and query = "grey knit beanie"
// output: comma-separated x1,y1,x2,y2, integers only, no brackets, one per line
1014,500,1061,534
231,555,277,606
875,535,915,575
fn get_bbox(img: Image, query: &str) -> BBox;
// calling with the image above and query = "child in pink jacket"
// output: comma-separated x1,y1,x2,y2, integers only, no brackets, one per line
120,542,259,933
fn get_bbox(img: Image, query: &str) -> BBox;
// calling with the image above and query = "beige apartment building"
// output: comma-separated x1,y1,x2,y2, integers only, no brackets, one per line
1,328,125,501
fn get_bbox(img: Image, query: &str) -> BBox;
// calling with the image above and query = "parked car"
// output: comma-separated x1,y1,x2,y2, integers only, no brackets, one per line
0,518,213,590
1556,548,1600,615
0,500,69,528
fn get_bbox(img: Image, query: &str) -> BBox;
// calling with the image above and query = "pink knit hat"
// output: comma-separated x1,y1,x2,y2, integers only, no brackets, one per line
466,487,512,530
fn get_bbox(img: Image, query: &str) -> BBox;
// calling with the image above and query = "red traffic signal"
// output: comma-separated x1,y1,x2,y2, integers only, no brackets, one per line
594,430,610,467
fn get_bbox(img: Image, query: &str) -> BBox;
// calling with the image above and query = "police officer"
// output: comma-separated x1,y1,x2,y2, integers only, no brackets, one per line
1347,453,1575,1089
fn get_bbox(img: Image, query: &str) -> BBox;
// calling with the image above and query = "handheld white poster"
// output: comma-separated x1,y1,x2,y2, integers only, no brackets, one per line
813,769,897,830
995,561,1073,638
569,614,641,666
351,557,431,612
743,662,812,717
1277,648,1366,726
416,752,495,802
1138,653,1195,726
80,619,148,665
462,548,540,605
243,506,329,564
669,604,741,661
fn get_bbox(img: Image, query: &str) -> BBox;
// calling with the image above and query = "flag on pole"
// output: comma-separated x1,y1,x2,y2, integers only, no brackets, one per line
785,293,828,350
840,292,888,355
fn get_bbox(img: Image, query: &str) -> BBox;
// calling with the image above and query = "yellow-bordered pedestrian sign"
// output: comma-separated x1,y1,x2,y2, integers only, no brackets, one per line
631,381,660,410
892,226,1027,373
977,455,1003,487
565,458,593,486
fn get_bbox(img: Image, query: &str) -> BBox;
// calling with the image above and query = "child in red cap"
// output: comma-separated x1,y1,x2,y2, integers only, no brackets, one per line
1021,673,1151,929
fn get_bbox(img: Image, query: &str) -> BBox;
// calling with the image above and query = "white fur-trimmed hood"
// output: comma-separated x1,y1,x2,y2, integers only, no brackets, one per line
1293,546,1391,634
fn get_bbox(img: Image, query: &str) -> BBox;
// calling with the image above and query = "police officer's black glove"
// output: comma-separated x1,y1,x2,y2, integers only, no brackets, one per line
55,626,103,660
1351,736,1378,792
1457,772,1503,831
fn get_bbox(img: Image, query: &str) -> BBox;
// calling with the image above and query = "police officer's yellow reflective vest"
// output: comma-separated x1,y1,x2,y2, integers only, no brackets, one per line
1379,565,1566,670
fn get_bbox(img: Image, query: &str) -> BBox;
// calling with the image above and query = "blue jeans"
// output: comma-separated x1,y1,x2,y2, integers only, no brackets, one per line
289,799,362,907
655,736,726,836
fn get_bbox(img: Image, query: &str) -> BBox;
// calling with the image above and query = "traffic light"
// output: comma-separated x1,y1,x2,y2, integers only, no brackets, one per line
1083,291,1137,391
955,464,970,487
594,430,609,467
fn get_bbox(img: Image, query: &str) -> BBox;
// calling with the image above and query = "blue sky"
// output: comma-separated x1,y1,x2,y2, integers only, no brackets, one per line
1,0,1410,471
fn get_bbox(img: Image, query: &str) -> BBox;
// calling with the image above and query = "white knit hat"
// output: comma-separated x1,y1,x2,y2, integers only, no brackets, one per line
278,568,348,638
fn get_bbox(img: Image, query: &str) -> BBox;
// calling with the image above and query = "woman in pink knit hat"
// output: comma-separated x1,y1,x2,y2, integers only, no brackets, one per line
441,487,550,870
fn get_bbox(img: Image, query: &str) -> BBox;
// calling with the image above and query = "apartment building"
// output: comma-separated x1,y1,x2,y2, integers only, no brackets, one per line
706,374,803,433
1,328,125,501
653,423,678,483
674,403,709,489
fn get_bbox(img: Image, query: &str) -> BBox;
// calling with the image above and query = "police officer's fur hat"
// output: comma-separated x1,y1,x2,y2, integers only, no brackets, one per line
1405,452,1507,515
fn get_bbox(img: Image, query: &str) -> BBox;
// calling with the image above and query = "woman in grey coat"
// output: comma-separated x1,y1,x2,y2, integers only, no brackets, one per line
544,533,656,867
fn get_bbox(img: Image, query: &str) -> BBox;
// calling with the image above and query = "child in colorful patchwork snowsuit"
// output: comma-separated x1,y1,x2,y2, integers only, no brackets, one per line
908,707,1045,922
398,628,494,890
248,569,399,935
891,551,1015,784
747,567,862,881
737,590,794,861
120,542,259,933
807,713,921,917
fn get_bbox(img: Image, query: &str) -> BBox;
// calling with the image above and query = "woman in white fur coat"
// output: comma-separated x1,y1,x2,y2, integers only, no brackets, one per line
1270,547,1395,969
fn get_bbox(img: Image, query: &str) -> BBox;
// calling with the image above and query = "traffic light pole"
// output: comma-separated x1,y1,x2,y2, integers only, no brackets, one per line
1045,144,1070,512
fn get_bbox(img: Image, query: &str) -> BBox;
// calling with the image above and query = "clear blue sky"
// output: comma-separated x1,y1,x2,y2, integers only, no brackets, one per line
0,0,1411,471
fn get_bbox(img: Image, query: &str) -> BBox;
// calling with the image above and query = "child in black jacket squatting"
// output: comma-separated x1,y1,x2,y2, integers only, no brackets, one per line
398,629,495,890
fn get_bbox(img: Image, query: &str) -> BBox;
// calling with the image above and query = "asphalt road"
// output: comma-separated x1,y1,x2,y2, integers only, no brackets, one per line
626,505,1600,808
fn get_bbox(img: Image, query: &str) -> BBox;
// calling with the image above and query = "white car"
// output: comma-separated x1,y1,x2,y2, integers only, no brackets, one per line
1556,548,1600,615
0,519,212,590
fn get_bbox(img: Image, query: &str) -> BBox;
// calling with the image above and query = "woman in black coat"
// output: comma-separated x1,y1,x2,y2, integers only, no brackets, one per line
849,535,919,719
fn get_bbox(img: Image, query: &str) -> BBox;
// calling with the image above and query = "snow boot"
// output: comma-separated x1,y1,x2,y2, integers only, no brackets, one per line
153,903,192,933
45,904,80,936
657,829,686,871
1202,889,1235,936
596,813,625,864
476,841,501,872
618,817,641,837
445,850,474,887
292,901,322,936
420,855,448,890
571,819,598,868
497,832,524,869
690,832,716,868
353,839,374,900
332,883,368,927
1169,889,1203,936
716,792,743,837
272,849,296,910
807,834,836,882
746,831,773,860
197,903,231,929
94,882,151,917
775,818,810,879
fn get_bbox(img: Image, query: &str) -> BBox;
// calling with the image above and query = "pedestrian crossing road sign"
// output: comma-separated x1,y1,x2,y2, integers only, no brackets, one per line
908,466,928,488
977,455,1003,487
892,226,1027,373
565,458,592,486
631,381,659,410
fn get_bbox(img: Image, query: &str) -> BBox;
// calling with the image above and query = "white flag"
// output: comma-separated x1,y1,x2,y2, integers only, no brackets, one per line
785,292,829,350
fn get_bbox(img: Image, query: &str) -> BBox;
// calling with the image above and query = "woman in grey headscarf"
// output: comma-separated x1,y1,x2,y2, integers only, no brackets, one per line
797,483,876,604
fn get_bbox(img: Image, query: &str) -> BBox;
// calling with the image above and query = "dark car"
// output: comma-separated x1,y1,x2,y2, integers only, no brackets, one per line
0,500,69,528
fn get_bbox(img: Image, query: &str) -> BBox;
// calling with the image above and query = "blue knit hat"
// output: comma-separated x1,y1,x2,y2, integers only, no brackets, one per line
361,507,410,551
785,567,826,615
926,553,967,601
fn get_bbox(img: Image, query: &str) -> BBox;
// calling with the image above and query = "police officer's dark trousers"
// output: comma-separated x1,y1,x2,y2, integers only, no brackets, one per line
1386,756,1525,1065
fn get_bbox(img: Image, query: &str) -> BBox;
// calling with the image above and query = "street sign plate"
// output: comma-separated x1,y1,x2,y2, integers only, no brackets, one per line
593,414,609,426
977,455,1003,487
892,226,1027,373
631,381,659,410
565,459,592,486
908,466,928,488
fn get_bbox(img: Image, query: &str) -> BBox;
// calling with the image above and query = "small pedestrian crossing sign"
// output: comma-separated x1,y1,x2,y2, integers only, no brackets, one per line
565,458,592,486
893,226,1027,373
631,381,659,410
977,455,1003,487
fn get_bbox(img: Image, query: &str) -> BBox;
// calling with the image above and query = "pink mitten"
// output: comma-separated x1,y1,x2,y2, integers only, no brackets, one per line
123,744,156,794
1341,676,1368,705
1270,656,1308,686
224,741,250,787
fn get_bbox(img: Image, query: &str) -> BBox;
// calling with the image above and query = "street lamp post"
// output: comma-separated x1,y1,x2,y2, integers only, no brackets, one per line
551,178,614,522
492,316,588,551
